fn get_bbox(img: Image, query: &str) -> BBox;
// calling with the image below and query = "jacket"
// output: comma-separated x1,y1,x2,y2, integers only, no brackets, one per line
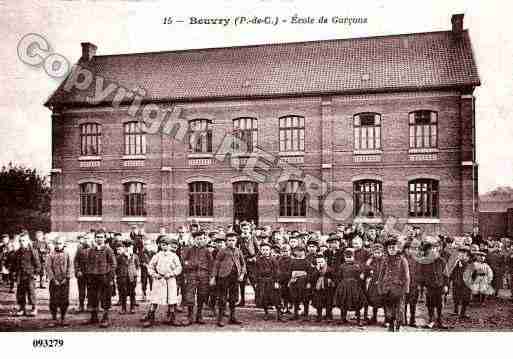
182,246,213,276
46,249,71,283
14,246,41,279
74,244,90,277
87,246,117,277
116,253,140,281
379,254,410,297
211,246,246,279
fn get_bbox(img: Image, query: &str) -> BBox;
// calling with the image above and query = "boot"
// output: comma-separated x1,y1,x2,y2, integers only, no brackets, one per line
88,310,99,325
142,310,155,328
217,308,225,327
196,302,206,324
277,308,286,322
167,307,181,326
388,319,395,332
183,305,194,326
238,284,246,307
78,304,85,313
228,307,242,325
263,308,270,321
291,306,299,321
315,310,322,323
99,311,110,328
27,305,38,317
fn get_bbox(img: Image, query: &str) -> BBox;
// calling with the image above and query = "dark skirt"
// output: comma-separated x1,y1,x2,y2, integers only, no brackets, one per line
311,287,335,309
335,278,367,311
366,280,384,308
289,276,309,303
256,277,280,308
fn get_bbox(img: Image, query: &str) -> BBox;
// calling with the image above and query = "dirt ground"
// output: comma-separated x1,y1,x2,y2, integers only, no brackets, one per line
1,279,512,332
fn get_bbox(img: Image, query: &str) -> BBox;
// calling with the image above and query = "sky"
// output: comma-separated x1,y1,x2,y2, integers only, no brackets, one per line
0,0,512,194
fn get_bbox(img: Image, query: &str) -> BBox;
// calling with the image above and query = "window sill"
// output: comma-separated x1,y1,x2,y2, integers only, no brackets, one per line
188,153,214,159
407,218,440,224
231,152,255,158
122,154,146,160
408,148,439,154
187,217,214,223
353,217,383,223
78,216,102,222
78,155,102,161
121,217,147,222
353,149,383,155
278,151,305,157
277,217,306,223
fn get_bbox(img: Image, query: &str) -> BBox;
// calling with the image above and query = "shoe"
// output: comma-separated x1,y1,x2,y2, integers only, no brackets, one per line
27,308,37,317
60,319,69,328
129,308,136,314
99,312,110,328
142,312,155,328
301,316,310,322
436,321,449,330
459,314,471,320
77,305,85,313
408,321,418,328
87,312,99,325
15,309,25,317
196,317,206,325
228,317,243,325
48,320,58,328
315,316,322,323
263,313,270,321
367,317,377,325
120,309,127,315
424,321,435,329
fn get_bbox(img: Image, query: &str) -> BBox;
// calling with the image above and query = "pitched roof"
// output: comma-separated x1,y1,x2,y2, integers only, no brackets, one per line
45,30,480,107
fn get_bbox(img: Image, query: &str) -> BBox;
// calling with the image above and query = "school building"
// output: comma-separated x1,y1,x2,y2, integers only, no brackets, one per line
45,14,480,236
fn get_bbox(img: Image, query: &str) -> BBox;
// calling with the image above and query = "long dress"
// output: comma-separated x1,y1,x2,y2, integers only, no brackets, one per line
365,256,385,308
288,258,310,304
468,261,494,295
334,262,368,311
310,265,336,310
148,250,182,305
255,255,280,308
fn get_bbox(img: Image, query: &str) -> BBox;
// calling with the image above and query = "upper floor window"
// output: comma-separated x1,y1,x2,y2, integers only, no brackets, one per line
189,119,212,153
353,180,382,217
189,181,213,217
123,182,146,217
409,111,438,149
80,123,101,155
354,113,381,150
408,179,439,218
279,180,307,217
233,117,258,153
279,115,305,152
80,182,102,216
124,121,146,155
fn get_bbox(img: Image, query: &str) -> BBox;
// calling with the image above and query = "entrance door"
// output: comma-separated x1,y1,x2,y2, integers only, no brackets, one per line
233,181,258,225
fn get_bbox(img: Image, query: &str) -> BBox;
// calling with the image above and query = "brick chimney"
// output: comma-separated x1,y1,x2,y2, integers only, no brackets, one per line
451,14,464,37
81,42,97,61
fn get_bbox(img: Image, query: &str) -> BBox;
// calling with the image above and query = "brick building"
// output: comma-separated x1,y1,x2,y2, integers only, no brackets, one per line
45,14,480,236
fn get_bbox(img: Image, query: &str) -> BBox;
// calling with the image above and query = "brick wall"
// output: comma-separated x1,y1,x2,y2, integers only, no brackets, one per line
50,90,476,236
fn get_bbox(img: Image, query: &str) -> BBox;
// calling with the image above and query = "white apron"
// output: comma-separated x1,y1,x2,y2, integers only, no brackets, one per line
148,251,182,305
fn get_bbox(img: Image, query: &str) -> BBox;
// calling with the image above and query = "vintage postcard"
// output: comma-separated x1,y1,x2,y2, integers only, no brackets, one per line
0,0,512,357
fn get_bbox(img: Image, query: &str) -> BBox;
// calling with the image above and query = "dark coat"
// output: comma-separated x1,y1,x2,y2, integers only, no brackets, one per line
379,254,410,298
87,246,117,278
310,265,336,309
182,246,213,278
74,244,90,277
211,246,246,279
14,246,41,279
451,260,472,302
324,249,344,269
255,255,280,307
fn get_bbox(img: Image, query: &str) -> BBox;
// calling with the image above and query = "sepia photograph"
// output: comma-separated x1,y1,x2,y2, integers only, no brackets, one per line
1,1,512,348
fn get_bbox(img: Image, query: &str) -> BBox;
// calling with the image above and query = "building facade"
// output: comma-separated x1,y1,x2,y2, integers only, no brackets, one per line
46,14,480,236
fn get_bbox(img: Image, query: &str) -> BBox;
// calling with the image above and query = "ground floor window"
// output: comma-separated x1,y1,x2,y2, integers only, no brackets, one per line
353,180,382,217
124,182,146,217
279,180,307,217
408,179,439,217
189,181,213,217
80,182,102,216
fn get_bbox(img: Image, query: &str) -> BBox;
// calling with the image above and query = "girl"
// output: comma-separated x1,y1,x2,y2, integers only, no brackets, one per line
288,246,311,321
334,248,367,326
277,244,292,314
310,255,336,322
142,236,183,327
255,243,283,321
468,251,494,304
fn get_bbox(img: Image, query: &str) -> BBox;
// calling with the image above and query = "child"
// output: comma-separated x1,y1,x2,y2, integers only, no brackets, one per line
277,244,292,315
46,237,71,327
418,238,449,329
468,251,494,304
14,232,40,317
143,235,183,327
33,230,50,289
352,235,370,320
116,239,140,315
365,243,386,325
324,234,344,269
288,246,311,321
255,242,283,321
181,230,213,326
87,230,117,328
210,232,246,327
74,234,90,312
310,255,336,322
379,238,410,332
450,246,472,319
334,248,367,326
404,240,421,327
140,239,156,302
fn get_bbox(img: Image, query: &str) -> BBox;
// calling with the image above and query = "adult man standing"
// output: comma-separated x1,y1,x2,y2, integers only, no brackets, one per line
237,221,259,307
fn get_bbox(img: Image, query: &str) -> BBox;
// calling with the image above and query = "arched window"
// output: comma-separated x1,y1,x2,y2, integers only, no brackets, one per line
80,123,101,155
189,119,212,153
189,181,213,217
233,117,258,152
279,180,307,217
124,121,146,155
409,111,438,149
123,182,146,216
279,115,305,152
353,180,382,217
408,179,439,217
80,182,102,216
353,113,381,150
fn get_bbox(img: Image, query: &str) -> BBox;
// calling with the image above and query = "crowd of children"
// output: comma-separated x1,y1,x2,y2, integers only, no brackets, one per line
1,222,512,331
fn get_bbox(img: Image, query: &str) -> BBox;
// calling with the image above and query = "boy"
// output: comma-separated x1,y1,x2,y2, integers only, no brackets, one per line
310,255,336,322
237,222,258,307
181,230,213,325
450,246,472,319
277,244,292,314
380,237,410,332
14,232,41,316
255,242,283,321
140,239,156,301
74,234,90,312
33,230,50,289
404,240,421,327
210,232,246,327
46,237,71,326
87,230,117,328
116,239,140,314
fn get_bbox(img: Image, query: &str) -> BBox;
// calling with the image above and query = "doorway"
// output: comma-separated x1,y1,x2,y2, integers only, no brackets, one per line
233,181,258,225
